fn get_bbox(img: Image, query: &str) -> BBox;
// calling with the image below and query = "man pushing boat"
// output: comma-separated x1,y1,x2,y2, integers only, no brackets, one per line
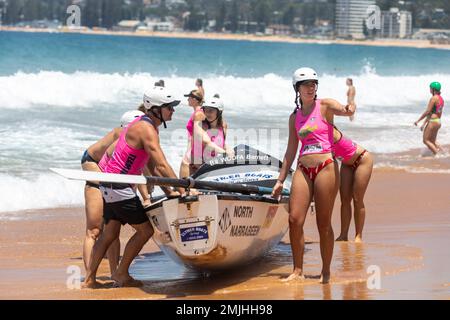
84,86,185,288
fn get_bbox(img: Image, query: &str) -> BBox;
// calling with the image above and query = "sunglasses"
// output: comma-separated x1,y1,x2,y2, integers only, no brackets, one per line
202,107,218,113
188,95,202,102
161,104,175,111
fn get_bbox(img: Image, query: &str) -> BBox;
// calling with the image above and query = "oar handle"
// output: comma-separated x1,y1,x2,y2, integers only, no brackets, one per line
144,176,289,196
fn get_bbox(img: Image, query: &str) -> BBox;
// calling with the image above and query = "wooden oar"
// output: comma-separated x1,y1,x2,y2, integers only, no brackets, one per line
50,168,290,196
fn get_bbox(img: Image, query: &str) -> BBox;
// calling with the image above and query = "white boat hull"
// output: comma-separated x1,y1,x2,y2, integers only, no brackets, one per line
146,194,289,271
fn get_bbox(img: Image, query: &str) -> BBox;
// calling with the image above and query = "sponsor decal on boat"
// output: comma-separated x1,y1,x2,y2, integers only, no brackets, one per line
180,225,209,242
211,171,275,183
233,206,254,218
208,153,270,166
229,225,261,237
218,207,232,233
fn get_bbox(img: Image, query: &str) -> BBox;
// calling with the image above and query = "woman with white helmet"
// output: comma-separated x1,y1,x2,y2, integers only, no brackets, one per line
81,109,147,278
272,67,355,284
179,93,231,177
187,96,232,174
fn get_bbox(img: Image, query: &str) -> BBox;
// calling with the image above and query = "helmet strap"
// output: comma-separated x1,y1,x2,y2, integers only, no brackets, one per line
150,107,167,129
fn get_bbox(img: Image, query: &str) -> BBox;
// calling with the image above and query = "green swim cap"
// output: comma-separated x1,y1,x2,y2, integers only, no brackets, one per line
430,81,441,91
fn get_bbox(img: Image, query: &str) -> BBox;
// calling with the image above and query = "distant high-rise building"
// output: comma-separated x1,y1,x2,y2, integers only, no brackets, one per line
399,10,412,38
380,8,412,38
335,0,376,39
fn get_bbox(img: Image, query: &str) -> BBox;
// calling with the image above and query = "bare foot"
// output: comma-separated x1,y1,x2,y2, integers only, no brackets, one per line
319,273,331,284
83,278,101,289
112,272,143,288
282,272,305,282
336,235,348,241
354,235,363,243
112,278,143,288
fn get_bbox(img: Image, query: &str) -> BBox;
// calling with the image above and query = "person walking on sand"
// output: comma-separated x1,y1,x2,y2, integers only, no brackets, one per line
414,81,444,155
272,67,355,284
333,126,373,243
347,78,356,121
81,110,150,276
84,87,184,288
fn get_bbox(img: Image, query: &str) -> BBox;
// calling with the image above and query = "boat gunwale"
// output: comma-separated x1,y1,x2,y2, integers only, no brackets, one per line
145,193,289,212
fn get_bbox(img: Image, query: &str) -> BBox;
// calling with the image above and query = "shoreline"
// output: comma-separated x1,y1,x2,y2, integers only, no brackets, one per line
1,170,449,299
2,26,450,51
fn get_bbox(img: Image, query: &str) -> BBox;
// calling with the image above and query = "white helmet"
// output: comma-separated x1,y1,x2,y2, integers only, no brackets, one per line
120,110,144,127
203,97,224,112
292,67,319,86
143,86,181,110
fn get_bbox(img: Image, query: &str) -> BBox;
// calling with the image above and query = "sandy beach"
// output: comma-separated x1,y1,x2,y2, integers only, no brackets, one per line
1,167,449,300
2,26,450,51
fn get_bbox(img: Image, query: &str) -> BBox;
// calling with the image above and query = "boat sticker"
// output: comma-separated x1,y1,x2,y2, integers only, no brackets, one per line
207,153,270,166
180,225,209,242
233,206,253,218
218,208,232,233
262,206,278,228
229,225,261,237
208,171,275,183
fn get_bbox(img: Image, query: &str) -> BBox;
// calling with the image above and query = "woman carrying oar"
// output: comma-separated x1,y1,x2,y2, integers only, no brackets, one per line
84,86,184,288
81,110,147,277
272,67,355,284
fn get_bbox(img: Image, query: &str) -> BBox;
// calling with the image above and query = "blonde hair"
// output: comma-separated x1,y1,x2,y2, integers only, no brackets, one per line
138,103,147,113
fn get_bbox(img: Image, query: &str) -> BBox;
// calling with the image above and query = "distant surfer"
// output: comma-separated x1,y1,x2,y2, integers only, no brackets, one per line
346,78,356,121
414,81,444,155
196,78,205,98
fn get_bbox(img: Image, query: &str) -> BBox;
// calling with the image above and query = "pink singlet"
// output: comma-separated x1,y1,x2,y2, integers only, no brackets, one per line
334,134,357,162
103,115,150,175
295,99,334,157
203,125,225,159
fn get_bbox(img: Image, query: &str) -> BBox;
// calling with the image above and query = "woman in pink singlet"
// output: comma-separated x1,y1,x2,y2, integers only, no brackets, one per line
272,67,355,284
179,90,229,177
333,126,373,243
80,110,145,277
189,96,232,174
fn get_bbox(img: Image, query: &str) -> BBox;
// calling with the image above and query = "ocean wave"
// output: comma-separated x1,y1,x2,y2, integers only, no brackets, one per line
0,173,84,215
0,70,448,110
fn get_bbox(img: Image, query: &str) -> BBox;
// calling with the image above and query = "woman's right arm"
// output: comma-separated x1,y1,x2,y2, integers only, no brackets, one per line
88,127,122,160
415,97,435,125
272,113,299,198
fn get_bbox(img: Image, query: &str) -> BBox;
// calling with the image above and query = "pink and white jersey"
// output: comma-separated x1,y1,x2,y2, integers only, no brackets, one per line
295,99,334,157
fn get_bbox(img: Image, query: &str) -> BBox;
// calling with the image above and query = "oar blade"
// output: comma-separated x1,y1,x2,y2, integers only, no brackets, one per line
49,168,147,185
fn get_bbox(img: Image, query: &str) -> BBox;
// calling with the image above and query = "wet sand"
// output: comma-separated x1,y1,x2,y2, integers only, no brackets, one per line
2,26,450,51
0,169,449,299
